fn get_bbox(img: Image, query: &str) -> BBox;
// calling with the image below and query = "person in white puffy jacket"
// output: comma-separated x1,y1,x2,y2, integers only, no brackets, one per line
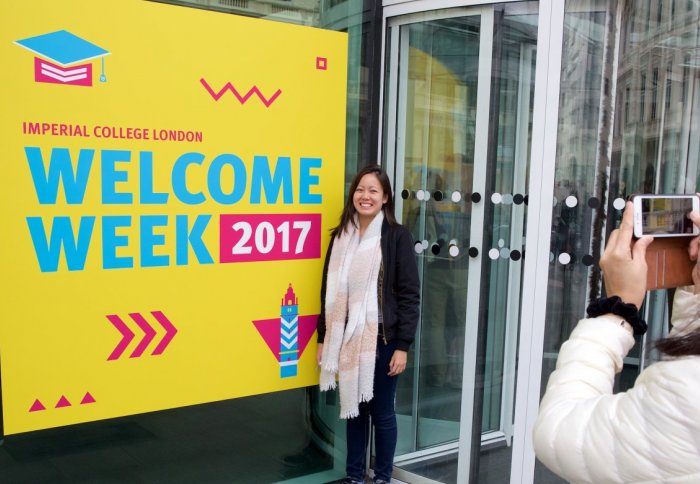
533,201,700,483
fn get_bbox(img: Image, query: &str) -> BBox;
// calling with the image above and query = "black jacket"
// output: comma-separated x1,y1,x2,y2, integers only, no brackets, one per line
317,219,420,351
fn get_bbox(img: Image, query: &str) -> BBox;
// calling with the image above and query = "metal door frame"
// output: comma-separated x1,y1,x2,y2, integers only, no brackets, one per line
509,1,563,483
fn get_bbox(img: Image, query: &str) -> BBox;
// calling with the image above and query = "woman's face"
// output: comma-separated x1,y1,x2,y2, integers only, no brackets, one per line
353,173,388,221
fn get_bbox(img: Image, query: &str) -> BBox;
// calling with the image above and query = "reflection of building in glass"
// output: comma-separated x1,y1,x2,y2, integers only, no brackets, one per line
614,1,700,194
555,1,700,198
546,1,700,404
549,0,700,305
154,0,320,25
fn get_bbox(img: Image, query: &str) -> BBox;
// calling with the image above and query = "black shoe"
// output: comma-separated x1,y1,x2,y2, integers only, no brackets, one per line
374,480,390,484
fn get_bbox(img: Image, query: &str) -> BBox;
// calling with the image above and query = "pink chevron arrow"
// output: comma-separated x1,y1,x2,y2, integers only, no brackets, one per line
151,311,177,355
129,312,157,358
106,314,135,360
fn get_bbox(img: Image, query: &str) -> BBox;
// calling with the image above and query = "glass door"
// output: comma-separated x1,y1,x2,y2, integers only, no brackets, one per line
382,3,539,482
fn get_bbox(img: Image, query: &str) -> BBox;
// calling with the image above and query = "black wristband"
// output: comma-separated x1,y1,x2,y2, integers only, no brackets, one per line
586,296,648,335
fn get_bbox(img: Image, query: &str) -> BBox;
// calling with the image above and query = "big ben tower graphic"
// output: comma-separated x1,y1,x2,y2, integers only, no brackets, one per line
279,284,299,377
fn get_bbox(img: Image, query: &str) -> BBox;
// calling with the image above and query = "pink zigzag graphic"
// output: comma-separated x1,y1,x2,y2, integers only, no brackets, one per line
200,78,282,107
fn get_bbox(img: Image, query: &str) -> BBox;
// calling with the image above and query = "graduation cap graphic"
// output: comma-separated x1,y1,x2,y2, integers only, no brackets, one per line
15,30,110,87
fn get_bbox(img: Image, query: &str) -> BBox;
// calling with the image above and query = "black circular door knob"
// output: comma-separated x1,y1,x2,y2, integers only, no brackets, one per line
468,247,479,258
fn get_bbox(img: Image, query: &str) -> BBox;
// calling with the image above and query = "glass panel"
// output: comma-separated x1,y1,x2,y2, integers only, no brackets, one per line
394,15,481,457
476,8,537,483
385,4,538,482
539,0,700,481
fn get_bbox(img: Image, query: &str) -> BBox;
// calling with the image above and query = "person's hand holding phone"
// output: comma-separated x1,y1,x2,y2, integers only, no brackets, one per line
600,201,654,307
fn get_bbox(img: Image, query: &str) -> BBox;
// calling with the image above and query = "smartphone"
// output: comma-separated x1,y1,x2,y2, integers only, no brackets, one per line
631,194,700,238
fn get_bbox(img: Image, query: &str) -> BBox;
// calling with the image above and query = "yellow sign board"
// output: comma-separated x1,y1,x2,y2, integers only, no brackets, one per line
0,0,347,434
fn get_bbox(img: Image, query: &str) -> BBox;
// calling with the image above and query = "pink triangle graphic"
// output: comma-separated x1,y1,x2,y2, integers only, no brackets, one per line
253,314,318,360
80,392,96,404
55,395,72,408
29,399,46,412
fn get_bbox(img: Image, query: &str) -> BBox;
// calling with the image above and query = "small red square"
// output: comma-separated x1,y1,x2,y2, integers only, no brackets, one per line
316,57,327,70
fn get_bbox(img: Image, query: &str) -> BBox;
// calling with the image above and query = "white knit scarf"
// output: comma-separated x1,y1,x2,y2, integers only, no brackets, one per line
320,211,383,419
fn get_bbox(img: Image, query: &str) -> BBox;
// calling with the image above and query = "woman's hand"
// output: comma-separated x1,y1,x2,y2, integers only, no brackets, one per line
599,201,653,307
316,343,323,366
388,350,407,376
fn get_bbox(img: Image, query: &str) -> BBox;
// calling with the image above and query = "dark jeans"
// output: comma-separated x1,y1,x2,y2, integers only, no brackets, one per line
346,338,399,482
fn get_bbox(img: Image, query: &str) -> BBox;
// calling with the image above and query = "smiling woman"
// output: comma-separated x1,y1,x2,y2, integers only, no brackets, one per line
316,164,420,484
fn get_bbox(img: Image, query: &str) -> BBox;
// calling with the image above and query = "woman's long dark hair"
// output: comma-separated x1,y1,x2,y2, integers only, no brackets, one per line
331,164,398,237
655,330,700,357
